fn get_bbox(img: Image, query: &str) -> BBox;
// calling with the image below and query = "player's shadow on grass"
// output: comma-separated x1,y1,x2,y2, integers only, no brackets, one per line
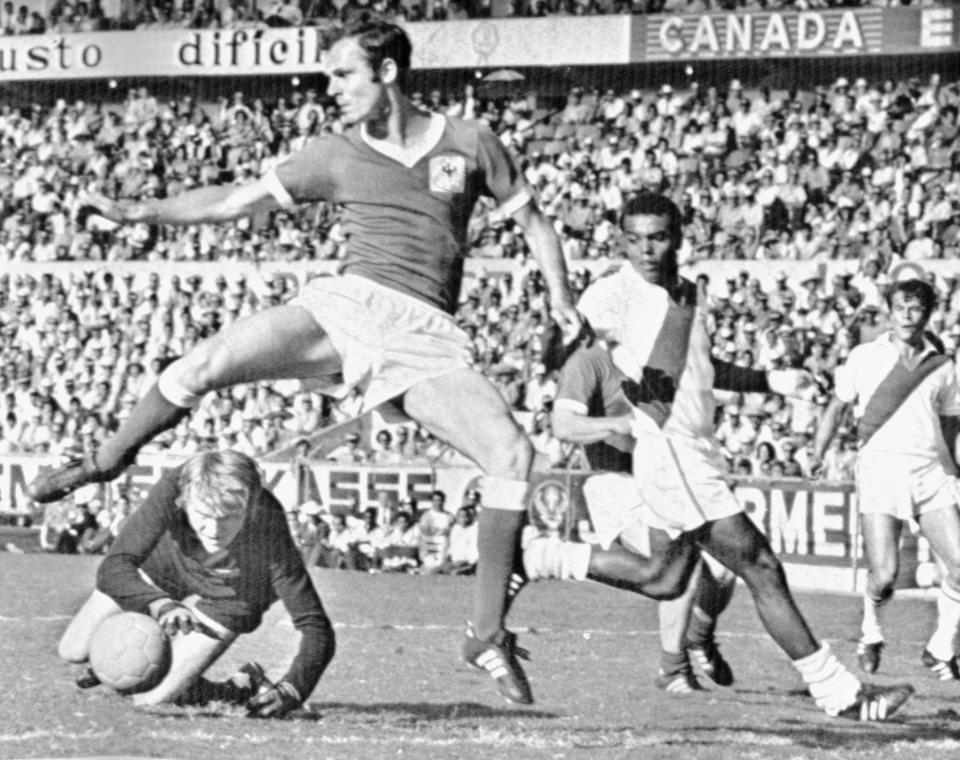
303,701,559,721
753,721,960,749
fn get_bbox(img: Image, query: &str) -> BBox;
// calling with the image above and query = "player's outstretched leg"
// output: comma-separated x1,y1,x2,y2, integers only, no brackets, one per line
697,513,914,721
30,305,338,504
655,561,704,694
31,383,190,504
403,369,535,705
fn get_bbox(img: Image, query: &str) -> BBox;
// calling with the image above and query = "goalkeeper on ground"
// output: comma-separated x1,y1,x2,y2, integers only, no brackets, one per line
58,449,335,717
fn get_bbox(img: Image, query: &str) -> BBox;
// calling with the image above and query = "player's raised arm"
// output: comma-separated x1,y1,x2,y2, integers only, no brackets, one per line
511,201,580,329
78,179,283,228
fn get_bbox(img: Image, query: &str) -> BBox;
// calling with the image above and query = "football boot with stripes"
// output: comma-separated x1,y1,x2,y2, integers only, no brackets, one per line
922,649,960,681
463,628,533,705
654,666,703,695
688,642,734,686
837,682,914,721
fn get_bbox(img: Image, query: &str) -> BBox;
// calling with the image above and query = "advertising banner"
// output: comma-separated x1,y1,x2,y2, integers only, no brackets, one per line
407,16,631,69
0,11,955,82
643,8,883,61
5,456,935,588
0,17,632,82
638,7,957,61
0,27,329,82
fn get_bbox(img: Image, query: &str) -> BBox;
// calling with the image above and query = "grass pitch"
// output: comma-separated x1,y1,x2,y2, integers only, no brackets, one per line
2,553,960,760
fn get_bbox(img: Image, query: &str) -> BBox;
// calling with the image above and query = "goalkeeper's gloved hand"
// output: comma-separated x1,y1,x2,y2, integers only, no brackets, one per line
246,680,302,719
154,601,200,637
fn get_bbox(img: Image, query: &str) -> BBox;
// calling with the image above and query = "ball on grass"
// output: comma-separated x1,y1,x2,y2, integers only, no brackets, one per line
88,611,171,694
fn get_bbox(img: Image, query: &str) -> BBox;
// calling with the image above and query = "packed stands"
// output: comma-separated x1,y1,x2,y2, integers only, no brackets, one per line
1,70,958,478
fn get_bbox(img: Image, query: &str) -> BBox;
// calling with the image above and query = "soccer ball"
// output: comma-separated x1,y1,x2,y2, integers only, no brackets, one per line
88,612,171,694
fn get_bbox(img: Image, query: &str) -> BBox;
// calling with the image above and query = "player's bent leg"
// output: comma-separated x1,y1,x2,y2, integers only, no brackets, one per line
686,554,737,686
918,505,960,679
695,513,818,660
133,623,238,707
30,306,341,504
655,561,703,694
858,513,901,674
58,589,123,664
698,514,913,720
403,368,534,704
586,530,698,601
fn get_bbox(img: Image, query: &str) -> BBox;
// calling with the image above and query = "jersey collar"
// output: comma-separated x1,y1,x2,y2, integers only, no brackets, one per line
360,112,446,169
880,329,938,361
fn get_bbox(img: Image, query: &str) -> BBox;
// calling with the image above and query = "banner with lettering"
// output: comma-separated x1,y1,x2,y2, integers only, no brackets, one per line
0,18,631,82
639,7,956,61
0,10,953,82
4,456,933,588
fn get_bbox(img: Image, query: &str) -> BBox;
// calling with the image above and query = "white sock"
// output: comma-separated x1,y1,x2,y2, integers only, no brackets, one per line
860,594,888,645
522,537,590,581
793,643,861,716
559,541,591,581
927,582,960,661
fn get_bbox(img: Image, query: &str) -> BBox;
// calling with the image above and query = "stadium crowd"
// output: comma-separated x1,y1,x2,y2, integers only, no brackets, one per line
1,0,935,36
1,69,957,545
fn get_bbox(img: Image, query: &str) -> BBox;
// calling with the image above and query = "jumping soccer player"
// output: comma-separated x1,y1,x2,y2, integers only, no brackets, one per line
811,278,960,681
546,341,737,693
32,18,584,705
573,193,913,720
58,450,335,716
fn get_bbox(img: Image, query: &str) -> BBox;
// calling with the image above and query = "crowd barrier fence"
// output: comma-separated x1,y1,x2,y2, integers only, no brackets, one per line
1,454,935,591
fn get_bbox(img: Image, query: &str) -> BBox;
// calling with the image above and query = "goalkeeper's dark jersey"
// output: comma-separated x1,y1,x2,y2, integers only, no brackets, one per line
97,466,331,700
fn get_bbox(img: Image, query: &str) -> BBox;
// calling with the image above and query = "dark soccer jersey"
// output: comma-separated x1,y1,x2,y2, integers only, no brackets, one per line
270,113,529,314
555,344,635,474
97,468,331,700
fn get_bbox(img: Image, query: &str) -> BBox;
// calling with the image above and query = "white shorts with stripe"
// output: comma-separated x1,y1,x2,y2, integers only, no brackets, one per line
856,451,960,525
630,429,743,537
291,274,473,411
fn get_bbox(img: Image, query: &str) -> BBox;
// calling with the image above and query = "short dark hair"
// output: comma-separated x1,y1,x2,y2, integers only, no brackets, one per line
622,194,683,238
338,15,412,73
885,278,936,319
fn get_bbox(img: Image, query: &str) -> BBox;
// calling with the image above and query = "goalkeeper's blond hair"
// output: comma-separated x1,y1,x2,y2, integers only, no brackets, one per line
176,450,262,517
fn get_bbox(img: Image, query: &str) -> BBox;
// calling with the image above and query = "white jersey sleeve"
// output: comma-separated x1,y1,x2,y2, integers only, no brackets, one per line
936,362,960,417
833,346,863,405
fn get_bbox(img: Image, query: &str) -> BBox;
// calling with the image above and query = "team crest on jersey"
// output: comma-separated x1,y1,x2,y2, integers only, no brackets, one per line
429,155,466,193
